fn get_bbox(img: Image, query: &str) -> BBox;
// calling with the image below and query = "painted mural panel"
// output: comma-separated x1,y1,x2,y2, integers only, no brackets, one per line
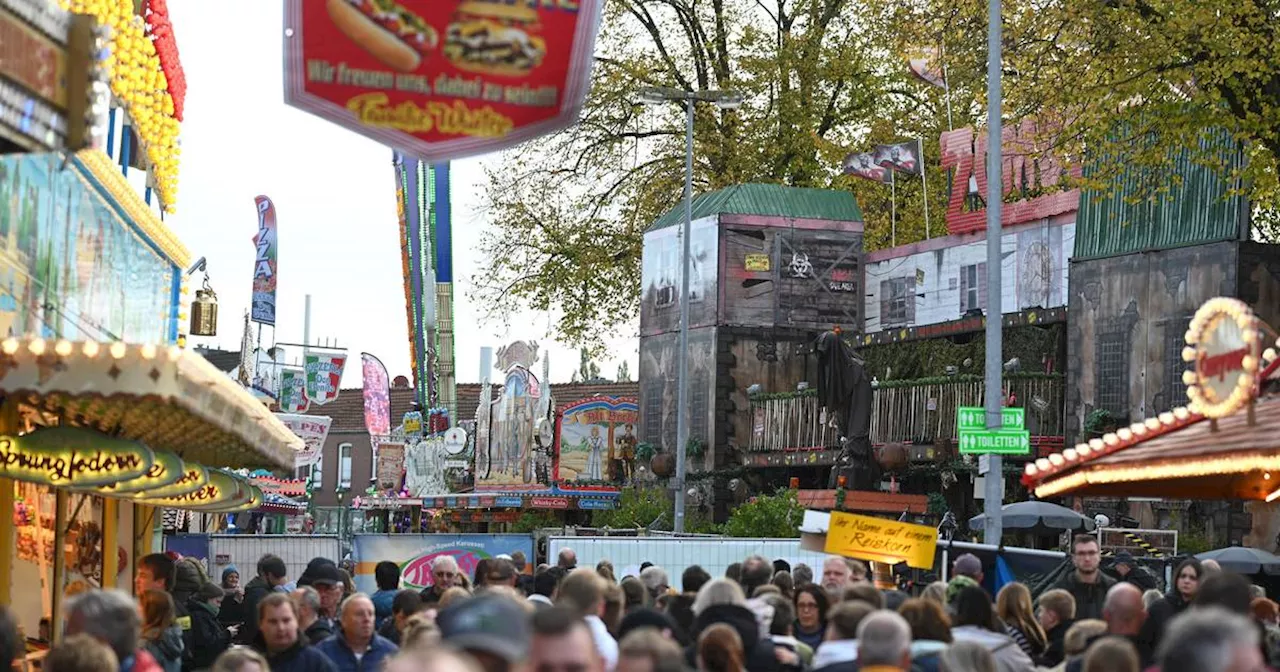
555,397,639,483
0,153,175,343
475,366,550,490
864,221,1074,333
641,216,719,336
637,327,716,458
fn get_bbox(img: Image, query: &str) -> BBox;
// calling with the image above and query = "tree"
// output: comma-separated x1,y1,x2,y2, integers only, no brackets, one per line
592,485,719,532
617,361,631,382
721,489,805,538
470,0,937,352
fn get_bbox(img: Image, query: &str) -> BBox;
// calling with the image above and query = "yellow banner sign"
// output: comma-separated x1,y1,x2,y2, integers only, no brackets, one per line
0,427,153,487
137,469,242,510
138,463,209,500
824,511,938,569
88,449,184,495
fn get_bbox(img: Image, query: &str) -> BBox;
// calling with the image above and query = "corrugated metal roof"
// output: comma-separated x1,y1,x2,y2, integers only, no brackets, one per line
1073,129,1248,260
647,183,863,232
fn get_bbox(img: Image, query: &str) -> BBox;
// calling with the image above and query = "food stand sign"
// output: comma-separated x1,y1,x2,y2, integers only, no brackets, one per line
1183,297,1262,419
137,463,210,499
283,0,604,162
824,511,938,569
87,449,185,495
0,427,153,488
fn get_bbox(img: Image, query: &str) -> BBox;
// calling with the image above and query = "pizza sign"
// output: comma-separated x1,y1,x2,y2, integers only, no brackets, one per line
1183,297,1263,419
284,0,604,162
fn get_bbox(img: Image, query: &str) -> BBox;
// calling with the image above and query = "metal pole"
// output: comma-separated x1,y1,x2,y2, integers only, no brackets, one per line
982,0,1005,546
674,97,694,534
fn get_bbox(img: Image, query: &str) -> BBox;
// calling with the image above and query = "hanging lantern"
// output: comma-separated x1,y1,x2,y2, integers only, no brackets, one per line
190,282,218,336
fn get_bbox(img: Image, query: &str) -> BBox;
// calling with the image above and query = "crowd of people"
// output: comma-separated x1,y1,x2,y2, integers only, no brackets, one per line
0,535,1275,672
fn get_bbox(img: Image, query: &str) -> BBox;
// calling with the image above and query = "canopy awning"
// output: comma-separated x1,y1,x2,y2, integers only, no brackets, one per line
0,338,302,471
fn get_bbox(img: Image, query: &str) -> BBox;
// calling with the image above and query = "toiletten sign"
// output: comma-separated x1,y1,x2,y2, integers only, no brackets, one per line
824,511,937,569
283,0,604,162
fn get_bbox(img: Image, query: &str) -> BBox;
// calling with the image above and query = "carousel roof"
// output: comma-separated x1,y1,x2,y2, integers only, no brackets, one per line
0,337,302,471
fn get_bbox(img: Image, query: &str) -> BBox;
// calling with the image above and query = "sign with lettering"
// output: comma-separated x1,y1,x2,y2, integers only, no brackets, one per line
87,449,184,495
137,469,254,511
530,496,569,509
745,254,770,272
824,511,938,569
139,463,209,499
283,0,604,163
957,407,1025,431
555,396,638,484
1185,297,1262,419
0,427,153,487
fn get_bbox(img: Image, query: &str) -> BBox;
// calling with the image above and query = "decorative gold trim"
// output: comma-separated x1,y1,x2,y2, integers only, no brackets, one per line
1034,453,1280,498
75,150,191,268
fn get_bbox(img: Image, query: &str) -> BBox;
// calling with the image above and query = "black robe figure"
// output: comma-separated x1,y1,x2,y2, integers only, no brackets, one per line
815,331,879,490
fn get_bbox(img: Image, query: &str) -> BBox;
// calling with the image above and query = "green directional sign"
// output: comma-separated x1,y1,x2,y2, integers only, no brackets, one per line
957,407,1025,431
959,429,1031,455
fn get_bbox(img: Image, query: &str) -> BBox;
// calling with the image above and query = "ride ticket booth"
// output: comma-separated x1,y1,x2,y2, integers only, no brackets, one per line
0,336,302,664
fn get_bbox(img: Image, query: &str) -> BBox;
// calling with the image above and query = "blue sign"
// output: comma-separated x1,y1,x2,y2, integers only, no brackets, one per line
495,496,523,508
577,499,616,510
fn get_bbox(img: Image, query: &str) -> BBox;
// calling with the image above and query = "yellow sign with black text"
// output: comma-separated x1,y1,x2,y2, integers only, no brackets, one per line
824,511,938,569
0,427,153,487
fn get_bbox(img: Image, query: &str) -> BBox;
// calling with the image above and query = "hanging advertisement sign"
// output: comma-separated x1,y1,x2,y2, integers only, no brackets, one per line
138,464,209,500
88,450,184,495
251,196,278,326
279,367,310,413
377,442,406,490
0,427,153,487
282,0,604,162
276,413,333,468
352,534,534,592
304,352,347,405
362,352,391,436
1184,297,1262,418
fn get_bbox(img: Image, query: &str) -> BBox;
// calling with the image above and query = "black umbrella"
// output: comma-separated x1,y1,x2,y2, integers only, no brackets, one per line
1196,547,1280,575
969,501,1097,533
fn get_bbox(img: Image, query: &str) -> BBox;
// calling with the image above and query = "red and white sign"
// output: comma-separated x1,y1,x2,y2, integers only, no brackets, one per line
530,496,569,509
1185,297,1261,418
283,0,603,162
277,413,333,467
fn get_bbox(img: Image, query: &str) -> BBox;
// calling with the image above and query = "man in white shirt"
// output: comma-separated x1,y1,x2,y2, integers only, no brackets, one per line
555,568,618,671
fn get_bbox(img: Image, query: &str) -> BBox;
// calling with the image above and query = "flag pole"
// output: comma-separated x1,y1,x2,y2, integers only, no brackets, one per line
920,138,931,239
891,170,897,247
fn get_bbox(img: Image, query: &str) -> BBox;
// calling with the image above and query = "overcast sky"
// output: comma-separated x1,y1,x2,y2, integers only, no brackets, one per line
161,1,637,388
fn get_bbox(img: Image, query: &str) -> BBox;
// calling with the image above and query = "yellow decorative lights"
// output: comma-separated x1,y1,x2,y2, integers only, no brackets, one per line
1035,454,1280,499
1182,297,1261,419
61,0,181,210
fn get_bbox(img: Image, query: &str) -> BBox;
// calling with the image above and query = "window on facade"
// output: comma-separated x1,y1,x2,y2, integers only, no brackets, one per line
1096,331,1129,416
1161,315,1193,412
959,263,988,314
643,384,662,445
339,443,353,488
879,277,915,327
691,373,709,446
296,452,322,487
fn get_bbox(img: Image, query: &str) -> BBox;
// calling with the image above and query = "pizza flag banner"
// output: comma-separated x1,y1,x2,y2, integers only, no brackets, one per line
305,353,347,406
279,367,311,413
283,0,604,162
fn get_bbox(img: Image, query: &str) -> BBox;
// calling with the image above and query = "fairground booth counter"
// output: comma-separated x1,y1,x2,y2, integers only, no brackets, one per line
1024,298,1280,502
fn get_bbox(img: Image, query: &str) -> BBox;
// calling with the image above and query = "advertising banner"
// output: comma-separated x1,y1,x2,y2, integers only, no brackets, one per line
554,397,637,483
305,352,347,405
251,196,278,326
377,442,405,490
278,367,310,413
362,352,391,436
476,367,546,490
282,0,604,162
277,413,333,468
352,534,534,592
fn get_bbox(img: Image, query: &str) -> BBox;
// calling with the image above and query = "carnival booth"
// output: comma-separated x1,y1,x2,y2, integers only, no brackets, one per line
1024,298,1280,500
0,337,302,660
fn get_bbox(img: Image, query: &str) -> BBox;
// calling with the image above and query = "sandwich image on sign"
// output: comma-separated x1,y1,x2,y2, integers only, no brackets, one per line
327,0,439,72
444,2,547,76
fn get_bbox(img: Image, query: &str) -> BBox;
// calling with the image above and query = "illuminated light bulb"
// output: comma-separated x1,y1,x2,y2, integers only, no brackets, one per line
110,342,127,359
1182,370,1198,385
1244,329,1258,344
1076,443,1093,458
167,346,182,360
1243,356,1258,372
1184,330,1198,344
28,339,46,355
1089,439,1105,451
83,341,100,358
54,340,72,357
1103,434,1119,446
1240,373,1253,387
1182,347,1198,363
1049,453,1065,466
1036,458,1051,472
1266,473,1272,481
1143,418,1160,431
1,338,18,355
1187,386,1202,400
1025,463,1038,475
140,344,157,360
1064,448,1079,462
1117,428,1133,442
1173,407,1191,421
1265,348,1278,363
1159,412,1175,425
1131,422,1148,436
1188,399,1202,414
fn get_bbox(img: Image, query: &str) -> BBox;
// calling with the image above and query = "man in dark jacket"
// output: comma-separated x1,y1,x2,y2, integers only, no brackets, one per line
239,554,289,645
186,583,231,670
293,586,334,645
1110,552,1158,591
1034,588,1076,667
378,591,424,646
252,593,338,672
315,595,398,672
1066,583,1152,672
807,601,872,672
1053,535,1117,621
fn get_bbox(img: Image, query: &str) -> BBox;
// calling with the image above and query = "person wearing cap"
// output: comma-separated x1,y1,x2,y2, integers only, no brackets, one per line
1110,551,1157,591
436,593,532,672
187,582,232,670
315,594,398,672
953,554,985,586
311,563,347,624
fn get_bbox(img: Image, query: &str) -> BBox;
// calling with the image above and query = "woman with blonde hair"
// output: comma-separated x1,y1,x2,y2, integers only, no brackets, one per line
921,581,949,607
138,589,184,672
996,582,1047,659
211,648,271,672
698,623,745,672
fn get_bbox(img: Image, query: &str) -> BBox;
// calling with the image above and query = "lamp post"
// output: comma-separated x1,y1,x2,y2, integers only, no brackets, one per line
335,487,347,539
637,86,742,534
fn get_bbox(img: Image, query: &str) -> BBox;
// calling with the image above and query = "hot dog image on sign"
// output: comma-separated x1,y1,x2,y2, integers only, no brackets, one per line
284,0,603,162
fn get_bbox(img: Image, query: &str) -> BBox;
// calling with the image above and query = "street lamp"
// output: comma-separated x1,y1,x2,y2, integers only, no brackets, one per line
638,86,742,533
335,487,347,538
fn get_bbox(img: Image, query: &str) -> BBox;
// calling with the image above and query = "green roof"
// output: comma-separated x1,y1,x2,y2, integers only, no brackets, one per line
1074,129,1249,260
647,183,863,232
